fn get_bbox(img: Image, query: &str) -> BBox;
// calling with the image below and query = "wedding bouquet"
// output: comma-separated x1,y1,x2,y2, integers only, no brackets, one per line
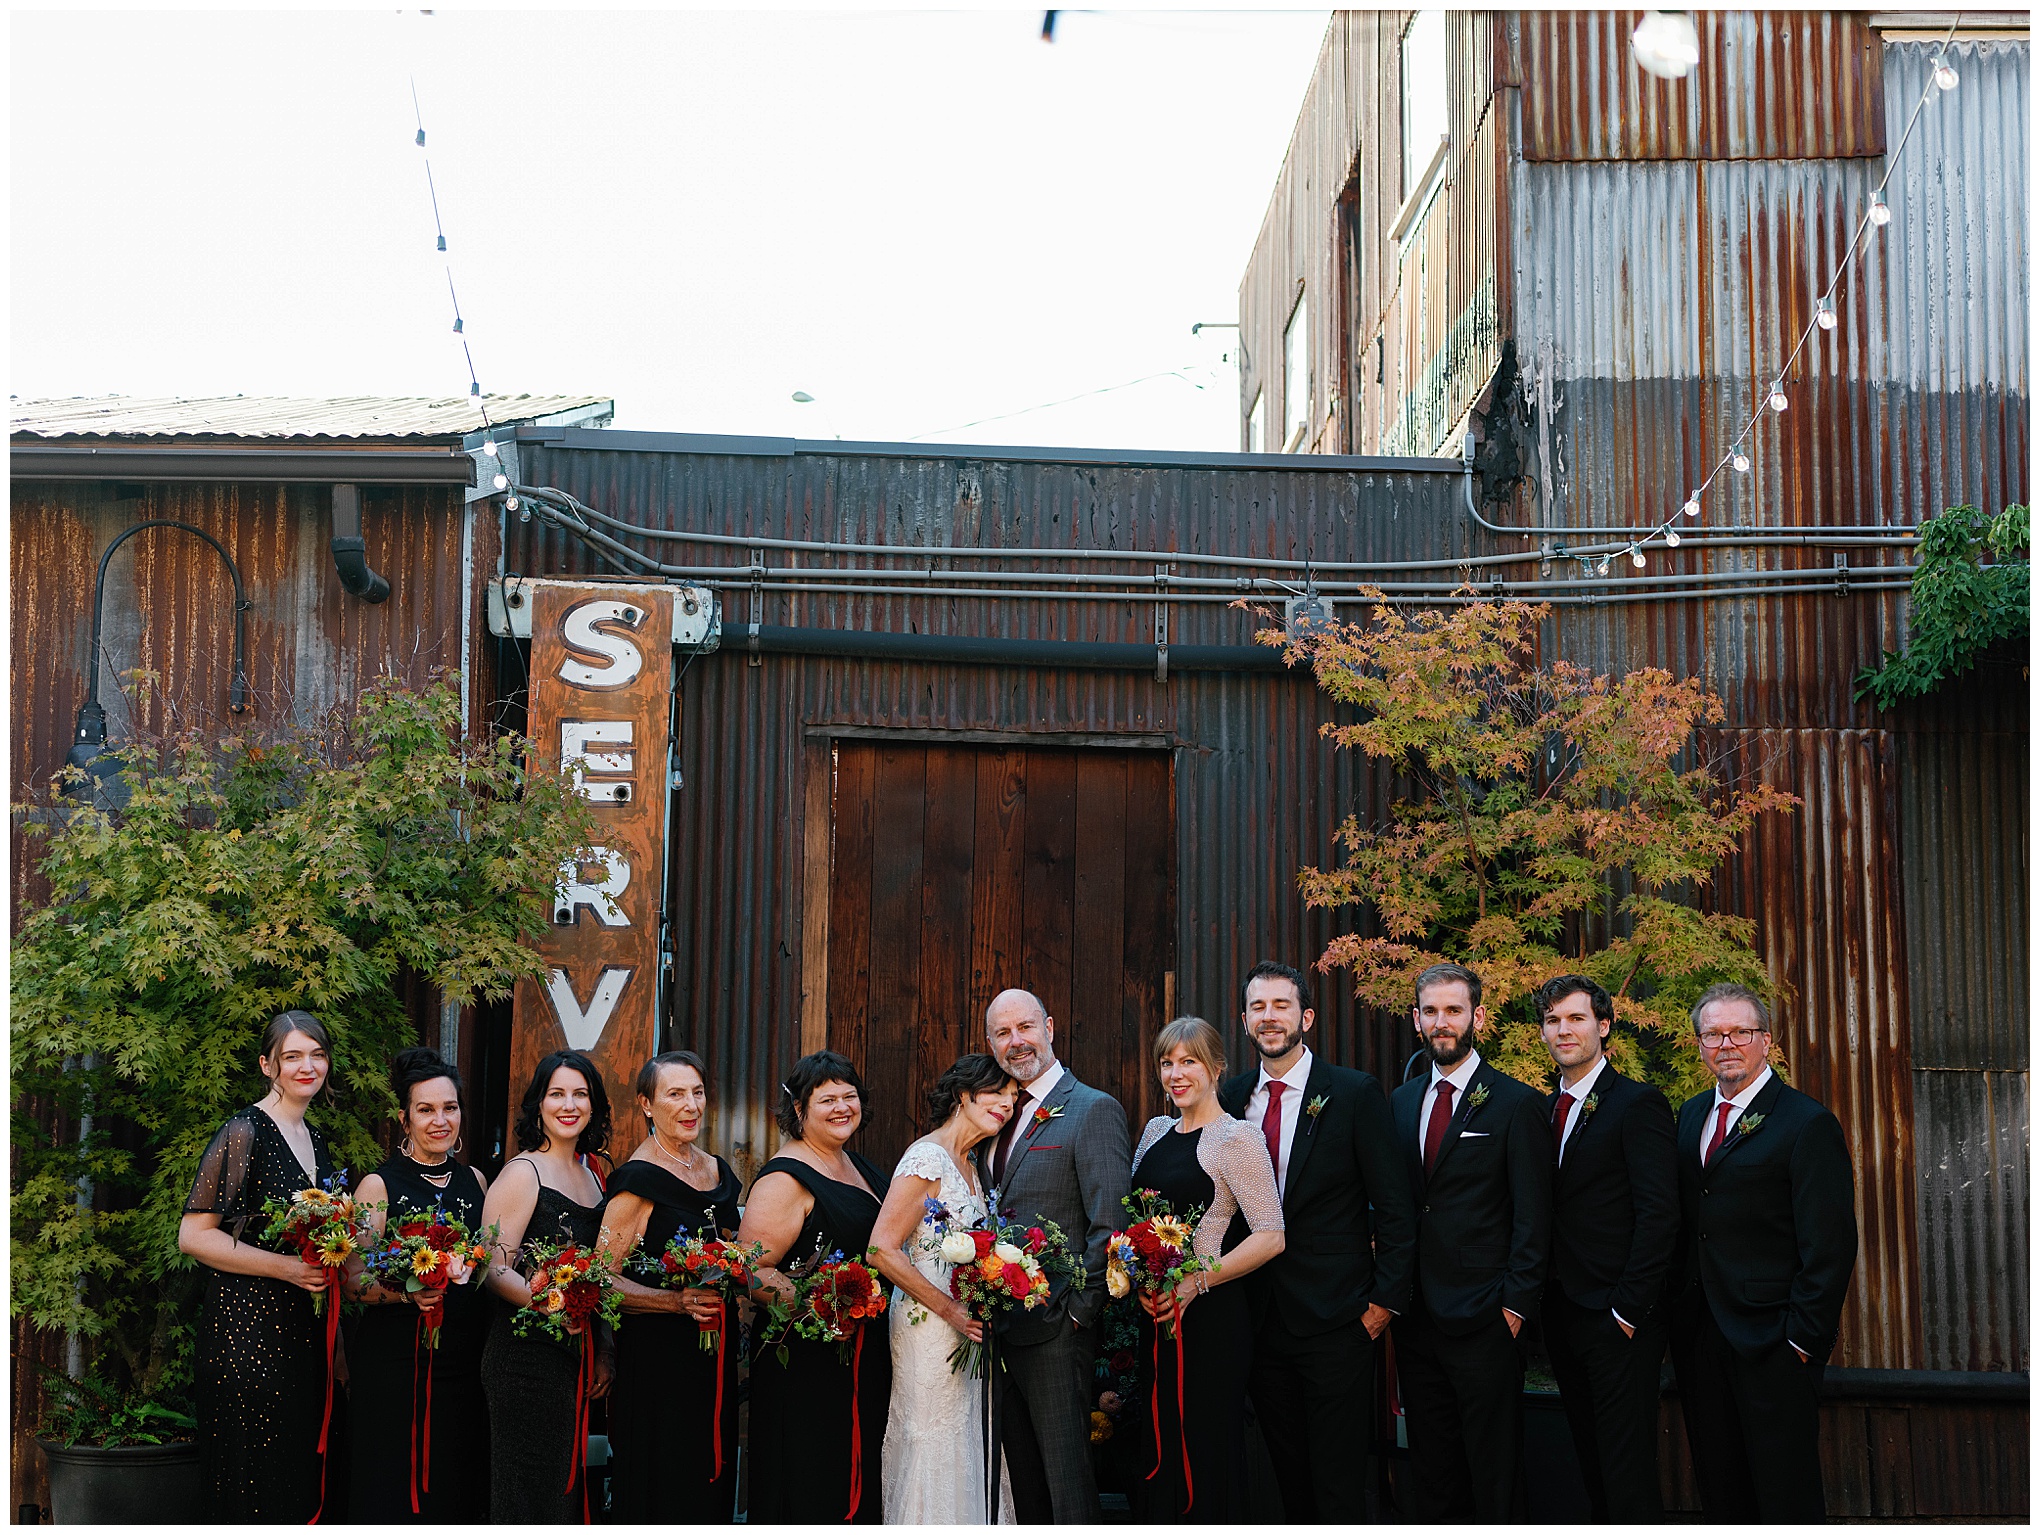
511,1239,623,1343
630,1232,766,1351
789,1249,889,1359
258,1174,365,1317
358,1204,497,1347
1105,1188,1217,1339
921,1200,1081,1376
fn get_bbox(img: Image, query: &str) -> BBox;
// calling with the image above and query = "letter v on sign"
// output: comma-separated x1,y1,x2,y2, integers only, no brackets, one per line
509,583,675,1128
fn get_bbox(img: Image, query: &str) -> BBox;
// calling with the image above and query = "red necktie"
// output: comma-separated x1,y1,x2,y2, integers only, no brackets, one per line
991,1102,1025,1186
1552,1093,1575,1159
1260,1081,1287,1188
1423,1081,1456,1175
1703,1099,1736,1166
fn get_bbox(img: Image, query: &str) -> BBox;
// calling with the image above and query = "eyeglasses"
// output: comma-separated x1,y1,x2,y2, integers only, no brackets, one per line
1697,1027,1766,1050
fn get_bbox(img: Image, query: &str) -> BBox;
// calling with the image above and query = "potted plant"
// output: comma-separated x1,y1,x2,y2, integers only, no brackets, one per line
33,1368,201,1524
11,674,594,1522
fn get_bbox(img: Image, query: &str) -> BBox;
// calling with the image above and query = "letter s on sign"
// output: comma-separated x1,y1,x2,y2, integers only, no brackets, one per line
558,600,647,689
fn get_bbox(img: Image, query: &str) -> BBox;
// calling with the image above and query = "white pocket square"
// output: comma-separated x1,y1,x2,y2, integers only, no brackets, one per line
1458,1130,1492,1138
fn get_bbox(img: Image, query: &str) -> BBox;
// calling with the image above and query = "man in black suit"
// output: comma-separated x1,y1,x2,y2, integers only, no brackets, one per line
1389,962,1552,1522
1668,982,1857,1522
1536,973,1680,1522
1217,960,1416,1523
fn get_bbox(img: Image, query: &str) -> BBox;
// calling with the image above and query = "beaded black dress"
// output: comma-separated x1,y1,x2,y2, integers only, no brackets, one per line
478,1165,606,1524
346,1153,490,1521
604,1154,745,1522
183,1105,337,1524
744,1153,893,1524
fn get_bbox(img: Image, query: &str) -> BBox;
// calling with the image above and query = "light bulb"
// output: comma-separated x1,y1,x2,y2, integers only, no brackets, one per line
492,472,509,491
1868,191,1891,227
1631,11,1701,80
1683,497,1701,518
504,495,519,512
1816,295,1837,331
1631,549,1648,569
1666,529,1682,548
1769,385,1789,413
482,439,499,458
1597,557,1611,575
1933,57,1959,91
1732,452,1750,473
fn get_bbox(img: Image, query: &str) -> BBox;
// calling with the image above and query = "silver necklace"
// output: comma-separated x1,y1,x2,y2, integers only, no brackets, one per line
651,1126,709,1182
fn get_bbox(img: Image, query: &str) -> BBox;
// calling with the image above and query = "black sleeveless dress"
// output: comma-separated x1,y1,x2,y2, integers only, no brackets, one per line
345,1153,490,1520
478,1169,606,1523
1128,1126,1254,1523
604,1154,745,1522
183,1105,337,1524
744,1152,892,1524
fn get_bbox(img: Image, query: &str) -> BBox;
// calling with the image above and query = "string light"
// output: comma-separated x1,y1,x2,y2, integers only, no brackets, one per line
1732,452,1750,472
1868,190,1892,226
1816,295,1837,331
1665,529,1681,548
1933,55,1959,90
1682,496,1701,518
1597,556,1612,575
482,440,499,458
410,65,494,433
1631,549,1648,569
492,472,510,492
1768,383,1789,413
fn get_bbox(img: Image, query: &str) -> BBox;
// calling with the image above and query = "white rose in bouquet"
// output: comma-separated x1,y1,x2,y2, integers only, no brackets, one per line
992,1241,1026,1265
938,1230,978,1264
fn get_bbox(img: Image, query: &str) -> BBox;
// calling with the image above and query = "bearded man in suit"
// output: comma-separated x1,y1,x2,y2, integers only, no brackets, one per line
981,987,1132,1524
1668,982,1857,1522
1536,973,1680,1522
1216,960,1415,1522
1388,961,1552,1523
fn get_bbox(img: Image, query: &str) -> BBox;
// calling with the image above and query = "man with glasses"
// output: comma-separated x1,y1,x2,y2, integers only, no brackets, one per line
1668,983,1857,1522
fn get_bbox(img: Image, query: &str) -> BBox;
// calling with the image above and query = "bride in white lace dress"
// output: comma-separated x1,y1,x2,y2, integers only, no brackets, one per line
868,1056,1022,1524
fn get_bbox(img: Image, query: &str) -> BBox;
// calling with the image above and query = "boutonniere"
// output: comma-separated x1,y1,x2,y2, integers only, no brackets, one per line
1464,1083,1490,1114
1576,1093,1600,1124
1735,1110,1765,1138
1304,1095,1329,1119
1030,1103,1064,1133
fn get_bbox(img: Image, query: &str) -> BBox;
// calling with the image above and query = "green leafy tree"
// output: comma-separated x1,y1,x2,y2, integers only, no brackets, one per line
1269,596,1797,1100
11,675,596,1412
1858,503,2030,709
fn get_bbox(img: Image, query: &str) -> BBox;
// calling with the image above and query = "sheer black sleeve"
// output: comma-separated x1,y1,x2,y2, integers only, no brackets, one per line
185,1112,260,1222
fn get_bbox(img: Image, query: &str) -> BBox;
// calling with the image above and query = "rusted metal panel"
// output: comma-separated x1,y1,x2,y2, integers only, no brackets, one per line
1705,727,1921,1370
509,584,674,1135
1518,10,1888,162
1912,1068,2029,1372
10,393,612,440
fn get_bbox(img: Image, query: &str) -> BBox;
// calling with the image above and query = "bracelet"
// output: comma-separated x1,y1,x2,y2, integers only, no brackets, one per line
1196,1273,1209,1296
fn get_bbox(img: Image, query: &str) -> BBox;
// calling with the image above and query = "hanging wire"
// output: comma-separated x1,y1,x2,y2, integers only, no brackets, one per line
905,368,1210,441
411,65,492,424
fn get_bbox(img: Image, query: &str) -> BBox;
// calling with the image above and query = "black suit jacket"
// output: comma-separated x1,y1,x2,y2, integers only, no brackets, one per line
1391,1058,1553,1335
1218,1055,1416,1329
1670,1072,1858,1364
1545,1066,1680,1321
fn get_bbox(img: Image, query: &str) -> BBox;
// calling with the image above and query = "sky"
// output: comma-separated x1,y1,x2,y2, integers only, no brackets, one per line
10,6,1333,450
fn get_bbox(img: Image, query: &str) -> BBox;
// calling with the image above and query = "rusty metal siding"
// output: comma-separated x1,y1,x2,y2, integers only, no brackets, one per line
1913,1068,2029,1372
1518,10,1888,163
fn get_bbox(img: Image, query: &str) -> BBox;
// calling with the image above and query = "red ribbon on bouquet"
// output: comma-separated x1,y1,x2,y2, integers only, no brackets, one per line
706,1304,728,1482
843,1323,867,1521
408,1310,438,1514
564,1330,595,1523
309,1266,342,1524
1142,1309,1194,1514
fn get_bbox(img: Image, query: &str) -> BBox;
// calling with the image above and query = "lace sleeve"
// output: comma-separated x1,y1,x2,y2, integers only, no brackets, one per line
892,1140,951,1186
1132,1115,1176,1176
185,1113,258,1222
1213,1118,1284,1235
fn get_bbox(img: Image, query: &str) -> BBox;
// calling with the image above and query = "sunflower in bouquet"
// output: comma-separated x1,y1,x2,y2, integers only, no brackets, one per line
1105,1188,1216,1339
359,1203,497,1347
259,1174,366,1317
513,1239,623,1343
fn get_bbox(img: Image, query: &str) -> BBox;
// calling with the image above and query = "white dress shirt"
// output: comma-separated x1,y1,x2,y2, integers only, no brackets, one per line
1554,1054,1610,1166
1420,1048,1483,1139
1243,1046,1313,1198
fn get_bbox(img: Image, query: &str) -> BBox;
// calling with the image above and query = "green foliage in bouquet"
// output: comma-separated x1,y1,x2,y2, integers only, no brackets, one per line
11,674,596,1415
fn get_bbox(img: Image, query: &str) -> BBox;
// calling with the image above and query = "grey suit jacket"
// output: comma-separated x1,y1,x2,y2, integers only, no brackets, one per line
989,1066,1132,1343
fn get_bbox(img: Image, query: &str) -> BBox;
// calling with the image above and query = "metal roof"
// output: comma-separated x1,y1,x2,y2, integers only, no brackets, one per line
8,393,614,443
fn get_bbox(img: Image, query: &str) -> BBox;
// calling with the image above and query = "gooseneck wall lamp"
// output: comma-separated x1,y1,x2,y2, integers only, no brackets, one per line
66,520,252,807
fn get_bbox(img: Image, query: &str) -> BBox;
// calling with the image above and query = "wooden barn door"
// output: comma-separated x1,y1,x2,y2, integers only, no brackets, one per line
823,741,1174,1174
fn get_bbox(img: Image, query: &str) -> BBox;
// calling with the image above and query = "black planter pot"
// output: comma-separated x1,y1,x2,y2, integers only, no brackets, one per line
37,1438,203,1525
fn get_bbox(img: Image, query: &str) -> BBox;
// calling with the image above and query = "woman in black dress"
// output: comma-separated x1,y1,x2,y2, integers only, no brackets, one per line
344,1047,491,1520
595,1050,745,1521
478,1050,613,1524
1128,1017,1285,1523
737,1050,892,1523
177,1010,343,1523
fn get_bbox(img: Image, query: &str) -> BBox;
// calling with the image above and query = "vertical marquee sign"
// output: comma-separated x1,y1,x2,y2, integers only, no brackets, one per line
511,583,674,1135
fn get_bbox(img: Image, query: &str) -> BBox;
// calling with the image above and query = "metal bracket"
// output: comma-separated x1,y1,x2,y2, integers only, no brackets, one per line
748,547,765,666
1834,553,1850,598
1154,564,1170,682
1540,539,1554,580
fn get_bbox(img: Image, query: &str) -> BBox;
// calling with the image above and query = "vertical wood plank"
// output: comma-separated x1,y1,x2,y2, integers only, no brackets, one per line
864,744,927,1170
800,740,834,1056
918,745,979,1132
1070,753,1129,1101
1120,751,1176,1125
826,743,877,1106
1020,749,1078,1047
969,749,1028,1030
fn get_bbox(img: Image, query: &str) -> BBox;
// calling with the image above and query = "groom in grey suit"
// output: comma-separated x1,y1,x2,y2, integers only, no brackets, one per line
983,988,1132,1524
